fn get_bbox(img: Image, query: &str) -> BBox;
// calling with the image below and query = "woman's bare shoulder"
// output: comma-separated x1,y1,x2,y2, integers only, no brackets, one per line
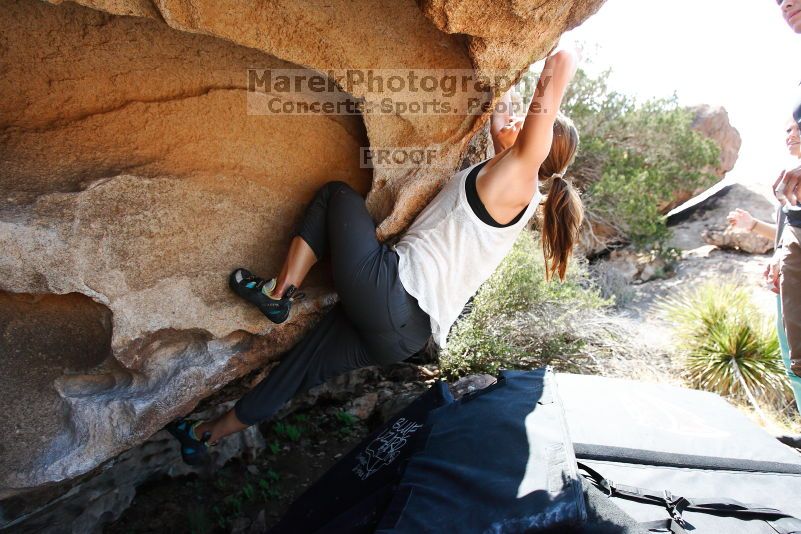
478,148,538,189
475,149,540,221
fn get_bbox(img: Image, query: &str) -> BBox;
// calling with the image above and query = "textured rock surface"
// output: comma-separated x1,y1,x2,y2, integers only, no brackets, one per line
44,0,607,239
1,1,371,201
604,249,669,283
0,292,112,489
420,0,607,79
0,286,326,503
0,0,607,520
0,0,360,500
449,373,498,398
702,225,774,255
1,399,266,533
459,121,495,171
667,183,777,253
44,0,479,240
578,216,625,258
691,105,743,178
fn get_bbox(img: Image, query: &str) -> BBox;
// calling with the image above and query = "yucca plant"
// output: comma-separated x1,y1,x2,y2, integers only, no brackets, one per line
660,282,786,420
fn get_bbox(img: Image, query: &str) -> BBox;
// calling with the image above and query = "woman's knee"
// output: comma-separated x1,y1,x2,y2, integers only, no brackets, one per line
318,181,365,219
307,180,354,211
320,180,352,198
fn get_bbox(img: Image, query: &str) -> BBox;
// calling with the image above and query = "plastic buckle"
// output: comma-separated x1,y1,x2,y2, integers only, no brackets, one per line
663,490,686,527
602,479,615,497
284,285,305,301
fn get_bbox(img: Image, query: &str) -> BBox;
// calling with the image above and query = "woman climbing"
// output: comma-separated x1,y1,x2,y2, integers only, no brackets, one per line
167,44,582,465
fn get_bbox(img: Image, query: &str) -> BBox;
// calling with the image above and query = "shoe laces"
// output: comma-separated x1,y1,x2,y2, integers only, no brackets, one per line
283,284,306,301
244,273,305,302
248,277,268,291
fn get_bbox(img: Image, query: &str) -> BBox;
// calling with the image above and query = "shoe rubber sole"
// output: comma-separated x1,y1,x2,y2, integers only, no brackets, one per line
229,268,290,324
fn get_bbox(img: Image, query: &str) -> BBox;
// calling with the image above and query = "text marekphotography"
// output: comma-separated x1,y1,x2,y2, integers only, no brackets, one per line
246,68,553,116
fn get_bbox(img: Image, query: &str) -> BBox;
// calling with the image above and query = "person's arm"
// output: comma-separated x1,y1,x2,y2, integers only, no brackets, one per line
475,44,578,218
752,219,778,241
727,208,777,240
509,47,578,168
476,44,577,222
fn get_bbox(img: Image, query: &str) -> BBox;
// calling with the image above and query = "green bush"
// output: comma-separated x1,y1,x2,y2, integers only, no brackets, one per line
570,71,720,247
440,230,608,379
660,282,786,405
518,68,721,248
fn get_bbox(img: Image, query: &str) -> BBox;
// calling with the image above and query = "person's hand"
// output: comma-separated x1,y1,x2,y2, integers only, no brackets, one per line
499,116,524,133
726,208,755,231
495,116,524,151
764,257,781,294
775,165,801,206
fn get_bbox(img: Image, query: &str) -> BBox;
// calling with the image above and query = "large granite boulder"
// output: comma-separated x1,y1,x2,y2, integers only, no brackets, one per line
579,104,743,256
0,0,607,526
40,0,607,241
658,105,743,213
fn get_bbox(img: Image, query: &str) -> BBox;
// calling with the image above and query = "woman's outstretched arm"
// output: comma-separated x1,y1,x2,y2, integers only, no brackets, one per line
480,43,581,282
511,46,578,168
474,43,579,222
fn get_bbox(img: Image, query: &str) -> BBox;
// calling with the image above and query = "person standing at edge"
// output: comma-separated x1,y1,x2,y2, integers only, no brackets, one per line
165,44,584,465
731,113,801,415
773,1,801,202
768,99,801,418
765,0,801,446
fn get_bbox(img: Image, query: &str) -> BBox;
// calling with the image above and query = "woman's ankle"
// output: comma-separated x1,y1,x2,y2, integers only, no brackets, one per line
271,280,292,299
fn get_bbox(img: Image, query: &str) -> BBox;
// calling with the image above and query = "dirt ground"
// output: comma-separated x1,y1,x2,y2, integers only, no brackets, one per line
105,366,431,534
595,182,778,372
594,183,800,434
107,404,370,533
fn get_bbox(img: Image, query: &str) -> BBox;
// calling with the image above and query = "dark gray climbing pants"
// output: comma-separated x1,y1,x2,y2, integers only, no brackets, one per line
233,181,431,426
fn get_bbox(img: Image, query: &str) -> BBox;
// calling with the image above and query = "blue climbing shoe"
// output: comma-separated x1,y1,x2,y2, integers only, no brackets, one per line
166,418,212,466
229,268,304,324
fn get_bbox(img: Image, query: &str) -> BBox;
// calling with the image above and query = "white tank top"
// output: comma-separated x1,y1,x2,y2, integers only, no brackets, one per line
392,159,542,349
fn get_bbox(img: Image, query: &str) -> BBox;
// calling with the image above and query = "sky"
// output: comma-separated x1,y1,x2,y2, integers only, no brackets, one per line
562,0,801,194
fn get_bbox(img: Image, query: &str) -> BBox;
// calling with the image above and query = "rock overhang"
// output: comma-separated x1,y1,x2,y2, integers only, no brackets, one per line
0,0,607,509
